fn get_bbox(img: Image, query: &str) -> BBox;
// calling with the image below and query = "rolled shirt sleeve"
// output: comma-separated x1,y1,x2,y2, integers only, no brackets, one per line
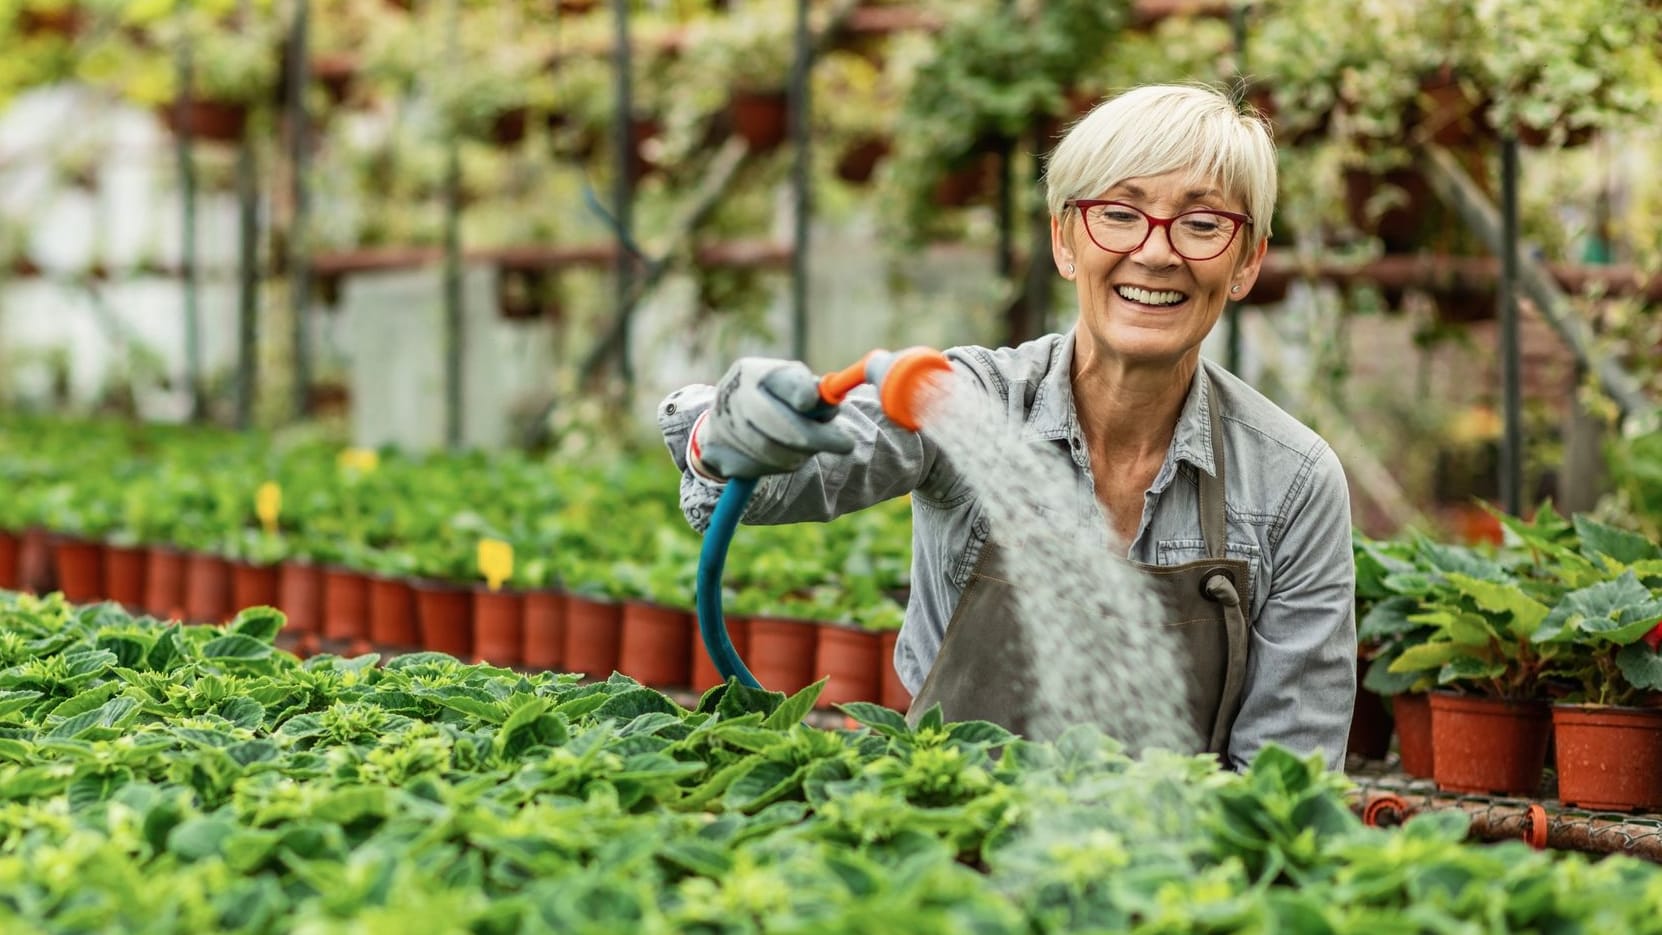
1226,439,1357,772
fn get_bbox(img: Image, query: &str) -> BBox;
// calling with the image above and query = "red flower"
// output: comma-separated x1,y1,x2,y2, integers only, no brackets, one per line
1644,619,1662,653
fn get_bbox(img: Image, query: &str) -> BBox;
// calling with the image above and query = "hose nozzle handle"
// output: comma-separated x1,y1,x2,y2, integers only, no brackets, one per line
818,347,951,432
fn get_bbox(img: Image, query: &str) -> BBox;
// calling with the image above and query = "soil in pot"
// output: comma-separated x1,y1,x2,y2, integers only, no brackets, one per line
618,602,693,688
1551,704,1662,812
473,588,526,667
1430,692,1551,797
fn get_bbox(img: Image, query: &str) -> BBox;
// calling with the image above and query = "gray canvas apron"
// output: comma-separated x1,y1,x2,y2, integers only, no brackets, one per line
906,391,1252,756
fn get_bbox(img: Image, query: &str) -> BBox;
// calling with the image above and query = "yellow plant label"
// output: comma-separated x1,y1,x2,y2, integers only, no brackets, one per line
338,447,380,473
478,539,514,591
255,482,281,534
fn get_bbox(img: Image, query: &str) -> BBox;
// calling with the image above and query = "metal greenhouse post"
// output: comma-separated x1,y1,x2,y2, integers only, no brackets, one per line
443,0,464,448
1498,136,1522,516
611,0,636,393
173,37,203,422
789,0,811,362
287,0,313,421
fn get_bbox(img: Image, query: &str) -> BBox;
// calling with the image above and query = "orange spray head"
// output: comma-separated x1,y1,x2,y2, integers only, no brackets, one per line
818,347,952,432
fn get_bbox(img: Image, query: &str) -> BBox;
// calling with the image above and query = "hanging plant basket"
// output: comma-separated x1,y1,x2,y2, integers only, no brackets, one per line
835,136,890,185
1550,704,1662,812
729,88,790,152
489,107,530,147
1414,69,1494,149
932,152,999,208
1343,167,1434,255
157,99,250,144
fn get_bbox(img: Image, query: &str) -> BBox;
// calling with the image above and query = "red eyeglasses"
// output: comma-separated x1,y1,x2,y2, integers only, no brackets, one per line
1066,200,1253,261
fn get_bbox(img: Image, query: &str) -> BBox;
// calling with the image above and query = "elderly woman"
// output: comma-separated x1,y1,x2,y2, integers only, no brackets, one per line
657,84,1356,770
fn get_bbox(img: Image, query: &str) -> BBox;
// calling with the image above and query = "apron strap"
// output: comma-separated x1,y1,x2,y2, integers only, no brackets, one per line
1199,367,1227,561
1202,568,1251,755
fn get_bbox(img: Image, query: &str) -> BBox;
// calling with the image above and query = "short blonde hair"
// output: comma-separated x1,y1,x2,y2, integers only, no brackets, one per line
1044,84,1277,249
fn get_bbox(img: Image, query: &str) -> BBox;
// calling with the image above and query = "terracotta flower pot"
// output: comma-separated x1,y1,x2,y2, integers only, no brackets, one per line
1551,704,1662,812
52,537,105,604
1347,658,1396,761
729,88,789,152
878,629,910,712
814,623,882,709
413,580,474,659
20,527,55,594
277,562,324,656
835,137,890,184
745,616,819,696
521,589,567,671
1429,691,1551,797
157,98,248,143
691,614,750,692
562,594,622,681
0,530,19,590
142,546,187,620
321,567,372,655
473,588,525,667
1393,692,1435,778
230,562,281,612
619,601,693,688
368,576,420,650
183,552,233,623
103,544,149,609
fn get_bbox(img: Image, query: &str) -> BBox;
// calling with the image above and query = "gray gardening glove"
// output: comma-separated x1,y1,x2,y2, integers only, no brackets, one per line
691,358,855,480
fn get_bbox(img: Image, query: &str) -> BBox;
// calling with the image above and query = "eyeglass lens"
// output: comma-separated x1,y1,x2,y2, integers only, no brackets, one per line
1082,204,1240,260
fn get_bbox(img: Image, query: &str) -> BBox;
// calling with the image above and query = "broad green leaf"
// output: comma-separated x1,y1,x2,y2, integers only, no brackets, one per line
495,698,570,759
1388,643,1462,674
146,628,186,671
431,693,508,725
168,815,238,861
1574,515,1662,565
48,696,139,738
1444,611,1499,647
763,678,827,731
1439,656,1505,684
0,690,42,720
312,786,390,825
1362,657,1428,695
715,681,785,722
838,702,910,737
217,697,267,730
1444,573,1549,637
43,682,118,720
592,688,682,722
1616,646,1662,692
228,607,286,643
1357,597,1423,642
1533,573,1655,644
0,765,67,801
202,634,274,661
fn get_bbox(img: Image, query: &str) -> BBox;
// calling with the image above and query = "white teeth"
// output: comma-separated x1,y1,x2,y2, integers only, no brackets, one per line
1115,285,1186,306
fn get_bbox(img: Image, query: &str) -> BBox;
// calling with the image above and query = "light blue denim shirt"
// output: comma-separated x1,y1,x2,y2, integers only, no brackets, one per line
657,329,1357,769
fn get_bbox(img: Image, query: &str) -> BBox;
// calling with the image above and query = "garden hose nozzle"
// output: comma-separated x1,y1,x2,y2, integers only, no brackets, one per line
817,346,952,432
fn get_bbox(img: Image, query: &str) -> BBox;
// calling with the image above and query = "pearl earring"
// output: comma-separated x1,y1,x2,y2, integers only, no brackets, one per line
1231,284,1241,293
1067,264,1076,274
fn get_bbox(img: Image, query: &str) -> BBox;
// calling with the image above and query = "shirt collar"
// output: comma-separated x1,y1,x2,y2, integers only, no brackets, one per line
1031,327,1219,481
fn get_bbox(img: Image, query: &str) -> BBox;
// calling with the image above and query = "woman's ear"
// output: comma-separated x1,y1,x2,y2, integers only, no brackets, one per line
1231,236,1268,297
1051,215,1077,279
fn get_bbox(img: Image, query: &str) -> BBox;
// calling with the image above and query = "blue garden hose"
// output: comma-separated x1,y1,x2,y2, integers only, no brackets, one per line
696,477,761,689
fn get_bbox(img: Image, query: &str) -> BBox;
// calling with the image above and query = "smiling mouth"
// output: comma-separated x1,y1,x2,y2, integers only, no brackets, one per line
1114,285,1188,308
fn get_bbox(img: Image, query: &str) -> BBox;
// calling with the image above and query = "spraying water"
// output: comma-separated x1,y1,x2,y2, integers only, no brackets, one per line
915,372,1198,754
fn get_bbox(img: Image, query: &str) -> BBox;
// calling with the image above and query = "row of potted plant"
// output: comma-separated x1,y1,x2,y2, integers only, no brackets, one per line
1354,503,1662,813
0,414,913,710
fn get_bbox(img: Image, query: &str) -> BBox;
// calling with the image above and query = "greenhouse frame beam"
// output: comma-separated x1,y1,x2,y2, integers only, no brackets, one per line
1417,144,1654,428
